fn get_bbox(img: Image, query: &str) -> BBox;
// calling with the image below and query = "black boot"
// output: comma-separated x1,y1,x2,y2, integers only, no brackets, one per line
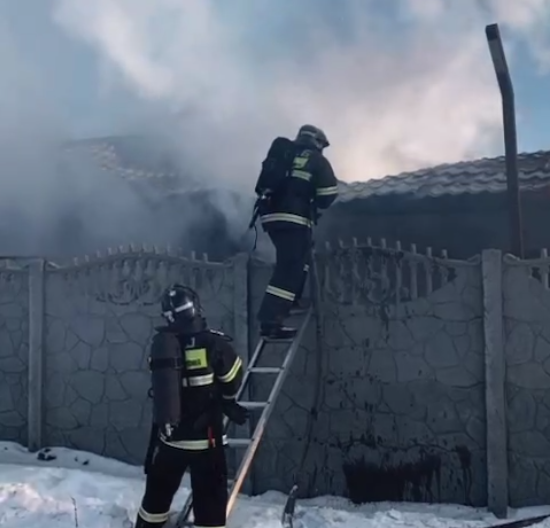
260,322,297,340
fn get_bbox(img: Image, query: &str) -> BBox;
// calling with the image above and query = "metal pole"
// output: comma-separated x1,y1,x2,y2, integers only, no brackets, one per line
485,23,524,258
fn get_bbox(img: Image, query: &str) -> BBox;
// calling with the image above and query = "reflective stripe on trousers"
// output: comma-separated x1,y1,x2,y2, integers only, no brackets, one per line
258,228,311,324
266,284,295,302
138,506,170,524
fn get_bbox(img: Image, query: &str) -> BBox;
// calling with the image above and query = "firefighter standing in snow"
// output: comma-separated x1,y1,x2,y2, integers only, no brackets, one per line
254,124,338,340
135,284,248,528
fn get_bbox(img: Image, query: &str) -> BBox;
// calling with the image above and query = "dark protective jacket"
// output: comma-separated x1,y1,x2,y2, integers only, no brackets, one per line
259,140,339,231
152,322,244,451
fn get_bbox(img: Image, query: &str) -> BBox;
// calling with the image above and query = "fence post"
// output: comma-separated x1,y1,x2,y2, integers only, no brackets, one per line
27,259,45,452
231,252,252,494
482,249,508,518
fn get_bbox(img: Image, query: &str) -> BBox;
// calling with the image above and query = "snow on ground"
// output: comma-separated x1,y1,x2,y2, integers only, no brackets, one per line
1,441,550,528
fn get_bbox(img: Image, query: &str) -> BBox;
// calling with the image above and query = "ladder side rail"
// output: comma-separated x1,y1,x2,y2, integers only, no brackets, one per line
280,241,324,527
176,247,318,527
226,309,313,517
246,337,268,374
175,338,268,527
234,338,267,400
175,337,270,526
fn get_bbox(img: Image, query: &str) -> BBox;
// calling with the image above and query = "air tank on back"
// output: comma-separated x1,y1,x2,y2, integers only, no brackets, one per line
148,332,183,433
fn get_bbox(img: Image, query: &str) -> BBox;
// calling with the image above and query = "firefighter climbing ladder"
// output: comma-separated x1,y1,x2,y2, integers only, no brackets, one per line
174,246,322,528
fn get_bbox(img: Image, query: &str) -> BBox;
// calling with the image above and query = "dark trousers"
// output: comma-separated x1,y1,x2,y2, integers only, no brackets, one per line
258,227,312,325
137,441,227,527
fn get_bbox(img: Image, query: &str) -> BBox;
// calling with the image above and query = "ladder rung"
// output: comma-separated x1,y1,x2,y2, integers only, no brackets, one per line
249,367,282,374
227,438,252,447
239,401,268,409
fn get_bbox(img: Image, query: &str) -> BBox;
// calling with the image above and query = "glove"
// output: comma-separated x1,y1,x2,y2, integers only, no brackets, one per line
222,400,250,425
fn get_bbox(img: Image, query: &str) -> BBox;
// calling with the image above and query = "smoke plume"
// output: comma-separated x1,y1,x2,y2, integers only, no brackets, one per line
53,0,550,179
0,1,549,258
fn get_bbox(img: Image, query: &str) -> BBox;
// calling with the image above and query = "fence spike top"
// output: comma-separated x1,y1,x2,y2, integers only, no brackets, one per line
202,253,209,262
325,241,331,250
541,248,548,258
410,243,417,253
366,237,372,246
426,247,433,257
441,249,448,258
352,237,358,247
191,250,197,260
395,240,402,251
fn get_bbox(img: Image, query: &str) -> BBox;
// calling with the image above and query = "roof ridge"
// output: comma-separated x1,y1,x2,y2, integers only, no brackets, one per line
339,149,550,188
59,135,550,202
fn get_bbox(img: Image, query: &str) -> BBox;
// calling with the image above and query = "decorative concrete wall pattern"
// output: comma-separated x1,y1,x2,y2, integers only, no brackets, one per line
0,265,29,446
249,245,486,506
503,255,550,507
5,245,550,517
42,251,240,464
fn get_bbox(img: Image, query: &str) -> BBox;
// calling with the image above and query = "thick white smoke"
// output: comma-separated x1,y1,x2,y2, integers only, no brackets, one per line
0,1,549,258
53,0,550,180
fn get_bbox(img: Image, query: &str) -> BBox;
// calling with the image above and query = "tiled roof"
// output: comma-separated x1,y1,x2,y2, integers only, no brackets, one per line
63,137,550,202
62,136,231,194
63,136,177,177
336,150,550,203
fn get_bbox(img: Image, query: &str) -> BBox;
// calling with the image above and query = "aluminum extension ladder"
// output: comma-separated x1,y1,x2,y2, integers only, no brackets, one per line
174,308,314,527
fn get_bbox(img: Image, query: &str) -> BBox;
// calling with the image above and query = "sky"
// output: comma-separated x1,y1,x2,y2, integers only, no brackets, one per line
1,0,549,183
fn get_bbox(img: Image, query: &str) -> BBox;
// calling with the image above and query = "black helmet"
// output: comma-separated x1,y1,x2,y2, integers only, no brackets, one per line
296,124,330,150
160,284,201,325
